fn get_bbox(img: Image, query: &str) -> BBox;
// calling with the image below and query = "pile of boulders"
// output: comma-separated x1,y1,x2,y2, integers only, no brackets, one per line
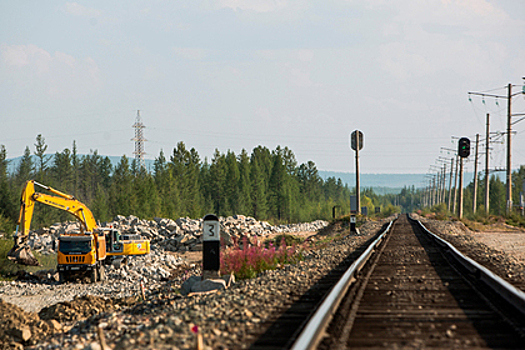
22,215,329,255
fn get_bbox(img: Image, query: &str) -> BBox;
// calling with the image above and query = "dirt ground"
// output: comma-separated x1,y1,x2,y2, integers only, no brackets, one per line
470,231,525,263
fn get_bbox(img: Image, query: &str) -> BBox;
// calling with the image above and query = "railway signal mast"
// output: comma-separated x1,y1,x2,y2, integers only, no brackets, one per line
350,130,364,214
457,137,470,219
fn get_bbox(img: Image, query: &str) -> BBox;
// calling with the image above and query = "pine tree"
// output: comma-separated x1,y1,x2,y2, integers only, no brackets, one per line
269,152,290,221
71,141,80,197
250,157,267,220
51,148,73,193
170,142,202,217
154,149,180,218
225,150,240,215
79,151,103,204
92,184,110,222
16,146,34,187
186,147,203,218
0,145,16,231
209,149,227,216
34,134,49,182
237,149,252,215
489,175,506,216
109,156,134,217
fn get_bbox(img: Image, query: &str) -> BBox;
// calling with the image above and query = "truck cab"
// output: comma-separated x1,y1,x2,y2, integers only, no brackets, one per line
57,231,106,282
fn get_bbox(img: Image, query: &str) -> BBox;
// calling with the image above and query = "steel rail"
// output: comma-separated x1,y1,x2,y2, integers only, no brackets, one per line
290,219,395,350
414,217,525,318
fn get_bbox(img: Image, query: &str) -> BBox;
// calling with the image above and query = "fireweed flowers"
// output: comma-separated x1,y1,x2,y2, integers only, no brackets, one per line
220,236,307,279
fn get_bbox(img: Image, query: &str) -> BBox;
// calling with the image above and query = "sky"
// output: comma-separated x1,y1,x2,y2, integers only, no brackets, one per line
1,0,524,175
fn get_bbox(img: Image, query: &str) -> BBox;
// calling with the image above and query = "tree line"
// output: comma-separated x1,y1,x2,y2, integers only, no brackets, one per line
0,135,356,232
387,168,525,221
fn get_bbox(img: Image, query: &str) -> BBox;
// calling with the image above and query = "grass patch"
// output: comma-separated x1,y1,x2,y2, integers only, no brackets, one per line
0,239,57,280
265,234,304,248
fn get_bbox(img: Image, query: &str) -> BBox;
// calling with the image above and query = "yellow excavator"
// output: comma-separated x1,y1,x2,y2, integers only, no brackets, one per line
8,180,150,283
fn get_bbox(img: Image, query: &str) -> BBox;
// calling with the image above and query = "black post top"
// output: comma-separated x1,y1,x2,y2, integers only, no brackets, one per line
203,214,219,221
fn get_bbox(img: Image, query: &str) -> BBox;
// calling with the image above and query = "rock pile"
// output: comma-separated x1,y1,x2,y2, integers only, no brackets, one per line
24,215,329,255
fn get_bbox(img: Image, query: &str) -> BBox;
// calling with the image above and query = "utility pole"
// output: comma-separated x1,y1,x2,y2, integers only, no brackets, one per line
453,156,459,215
448,157,454,212
506,83,512,213
430,177,434,207
469,82,525,214
485,113,490,214
441,163,447,203
436,170,441,204
473,133,479,214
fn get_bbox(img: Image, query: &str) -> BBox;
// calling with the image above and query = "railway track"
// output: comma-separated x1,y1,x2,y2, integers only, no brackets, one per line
255,214,525,349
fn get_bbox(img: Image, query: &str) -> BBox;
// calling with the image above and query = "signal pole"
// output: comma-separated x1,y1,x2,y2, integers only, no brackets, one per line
351,130,363,214
356,132,360,214
485,113,490,214
473,133,479,214
458,157,464,218
458,137,471,219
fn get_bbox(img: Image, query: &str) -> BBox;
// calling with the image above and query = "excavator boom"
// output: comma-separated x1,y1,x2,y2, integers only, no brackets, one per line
9,180,99,266
9,180,150,283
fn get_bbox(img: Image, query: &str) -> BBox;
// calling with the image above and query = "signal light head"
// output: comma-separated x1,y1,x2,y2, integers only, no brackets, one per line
458,137,470,158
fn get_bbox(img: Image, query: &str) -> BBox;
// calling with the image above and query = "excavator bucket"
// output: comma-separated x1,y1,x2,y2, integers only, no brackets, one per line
7,237,40,266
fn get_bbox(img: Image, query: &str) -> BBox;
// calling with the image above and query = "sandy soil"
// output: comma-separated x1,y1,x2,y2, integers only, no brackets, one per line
470,231,525,263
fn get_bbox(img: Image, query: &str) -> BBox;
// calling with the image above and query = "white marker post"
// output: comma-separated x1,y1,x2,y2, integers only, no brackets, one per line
202,214,220,280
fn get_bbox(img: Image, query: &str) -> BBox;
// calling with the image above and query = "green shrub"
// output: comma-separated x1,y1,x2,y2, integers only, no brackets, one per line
0,239,57,279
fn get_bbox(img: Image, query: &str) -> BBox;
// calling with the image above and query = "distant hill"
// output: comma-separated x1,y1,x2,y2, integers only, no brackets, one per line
318,171,476,194
318,171,426,192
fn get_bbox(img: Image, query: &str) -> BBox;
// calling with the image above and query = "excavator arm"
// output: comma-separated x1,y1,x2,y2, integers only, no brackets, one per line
18,180,98,234
9,180,98,265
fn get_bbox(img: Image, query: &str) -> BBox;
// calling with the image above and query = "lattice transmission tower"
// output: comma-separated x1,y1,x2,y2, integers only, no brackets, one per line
132,110,147,170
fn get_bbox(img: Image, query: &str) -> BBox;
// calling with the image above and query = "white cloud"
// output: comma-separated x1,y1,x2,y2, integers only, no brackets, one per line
2,44,51,72
382,0,521,36
172,47,208,60
218,0,288,13
297,49,314,62
1,44,101,99
64,2,102,18
374,0,523,82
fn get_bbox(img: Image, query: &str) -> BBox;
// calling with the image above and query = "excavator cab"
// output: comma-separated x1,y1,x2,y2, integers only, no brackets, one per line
105,229,123,253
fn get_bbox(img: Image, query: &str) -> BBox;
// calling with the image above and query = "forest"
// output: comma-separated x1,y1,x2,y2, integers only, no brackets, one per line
1,134,524,234
0,135,366,233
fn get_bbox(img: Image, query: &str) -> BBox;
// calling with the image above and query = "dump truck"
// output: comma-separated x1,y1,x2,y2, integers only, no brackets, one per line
8,180,150,282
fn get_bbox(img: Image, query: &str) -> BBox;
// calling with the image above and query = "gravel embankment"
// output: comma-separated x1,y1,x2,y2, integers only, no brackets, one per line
0,217,389,349
414,214,525,291
7,214,523,349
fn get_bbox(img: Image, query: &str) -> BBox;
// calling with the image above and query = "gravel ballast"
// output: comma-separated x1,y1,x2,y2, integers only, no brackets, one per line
2,214,525,349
